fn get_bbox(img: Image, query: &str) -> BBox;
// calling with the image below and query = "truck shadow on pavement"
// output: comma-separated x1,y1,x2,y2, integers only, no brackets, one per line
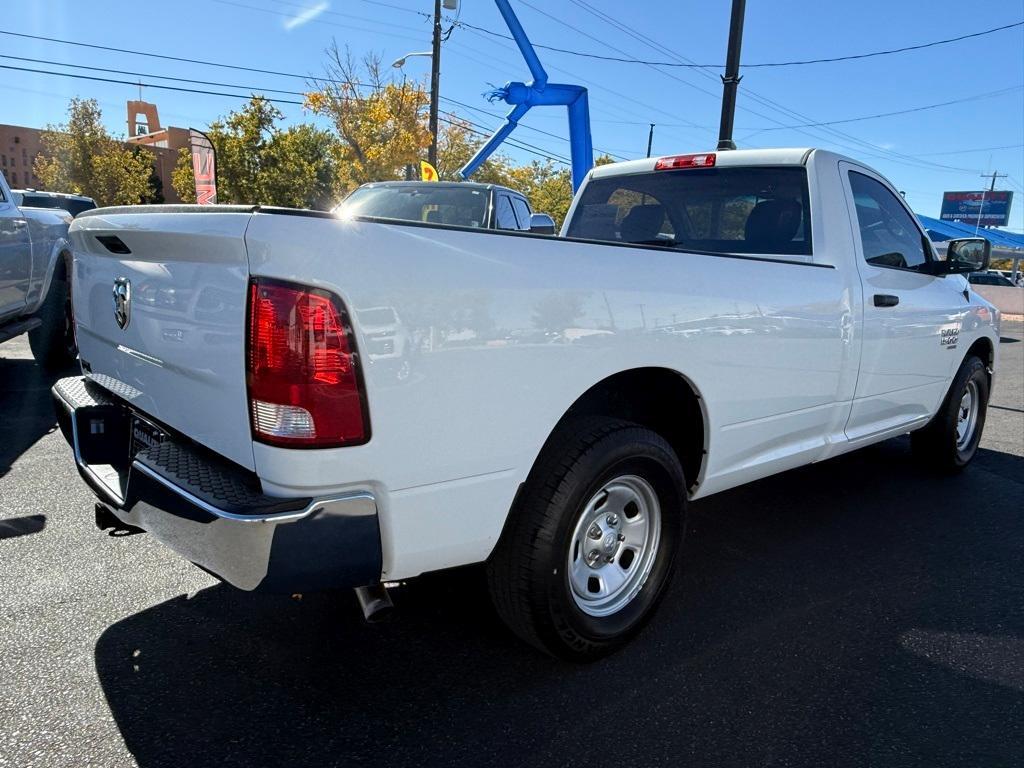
94,440,1024,768
0,357,72,479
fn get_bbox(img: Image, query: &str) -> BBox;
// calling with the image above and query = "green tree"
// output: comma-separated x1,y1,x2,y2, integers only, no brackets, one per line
171,148,196,203
171,97,343,208
34,97,157,206
261,123,341,210
507,160,574,227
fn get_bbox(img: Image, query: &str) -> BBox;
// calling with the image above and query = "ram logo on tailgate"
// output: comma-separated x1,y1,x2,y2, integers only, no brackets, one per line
112,277,131,330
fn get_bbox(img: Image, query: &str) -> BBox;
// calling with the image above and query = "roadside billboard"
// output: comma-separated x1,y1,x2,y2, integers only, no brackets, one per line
940,190,1013,227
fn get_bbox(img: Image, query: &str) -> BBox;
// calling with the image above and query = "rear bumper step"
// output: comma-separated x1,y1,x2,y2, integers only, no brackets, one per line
52,376,382,592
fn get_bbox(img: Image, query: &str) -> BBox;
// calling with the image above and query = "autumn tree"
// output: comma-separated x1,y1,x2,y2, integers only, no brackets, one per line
304,45,431,191
33,98,157,206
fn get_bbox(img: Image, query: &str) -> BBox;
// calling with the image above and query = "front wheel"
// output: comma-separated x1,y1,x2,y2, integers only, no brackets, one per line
487,418,686,661
911,354,989,472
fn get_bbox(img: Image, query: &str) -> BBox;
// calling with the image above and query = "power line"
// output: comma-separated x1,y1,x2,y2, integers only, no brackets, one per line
913,143,1024,157
0,31,623,158
0,25,673,156
562,0,996,175
451,15,1023,69
751,86,1022,131
3,24,1011,176
445,22,714,146
0,62,571,165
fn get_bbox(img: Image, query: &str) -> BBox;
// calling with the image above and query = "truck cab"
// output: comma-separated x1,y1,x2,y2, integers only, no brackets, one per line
0,170,77,369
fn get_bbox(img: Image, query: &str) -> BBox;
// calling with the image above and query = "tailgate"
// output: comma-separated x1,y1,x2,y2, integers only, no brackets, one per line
69,208,256,470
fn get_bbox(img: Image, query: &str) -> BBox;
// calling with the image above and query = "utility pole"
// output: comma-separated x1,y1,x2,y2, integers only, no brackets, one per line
981,170,1007,192
975,170,1007,233
646,124,655,157
717,0,746,151
428,0,442,168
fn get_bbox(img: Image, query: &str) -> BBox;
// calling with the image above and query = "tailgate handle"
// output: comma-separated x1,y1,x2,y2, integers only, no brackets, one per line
96,235,132,255
873,294,899,308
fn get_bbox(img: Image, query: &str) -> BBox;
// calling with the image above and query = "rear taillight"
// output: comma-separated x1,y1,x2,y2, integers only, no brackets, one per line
246,278,369,448
654,153,716,170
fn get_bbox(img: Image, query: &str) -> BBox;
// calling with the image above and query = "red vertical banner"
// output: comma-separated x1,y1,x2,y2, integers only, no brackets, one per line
189,128,218,205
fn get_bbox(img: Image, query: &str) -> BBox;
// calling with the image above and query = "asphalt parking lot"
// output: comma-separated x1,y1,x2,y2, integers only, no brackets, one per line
1,323,1022,768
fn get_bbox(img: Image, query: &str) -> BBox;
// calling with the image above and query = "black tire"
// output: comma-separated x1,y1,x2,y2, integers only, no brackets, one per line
911,355,989,472
487,417,686,661
28,255,77,373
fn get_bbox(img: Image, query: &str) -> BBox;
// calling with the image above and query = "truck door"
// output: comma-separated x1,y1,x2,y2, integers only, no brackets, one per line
0,182,32,318
840,163,966,441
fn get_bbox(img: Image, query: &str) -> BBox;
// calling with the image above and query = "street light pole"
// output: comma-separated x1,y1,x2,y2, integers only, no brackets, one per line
428,0,442,167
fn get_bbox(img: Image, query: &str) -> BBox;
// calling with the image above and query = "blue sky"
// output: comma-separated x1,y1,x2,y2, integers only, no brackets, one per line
2,0,1022,228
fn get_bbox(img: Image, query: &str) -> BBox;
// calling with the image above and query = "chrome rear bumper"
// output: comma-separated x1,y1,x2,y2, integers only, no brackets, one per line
52,376,382,592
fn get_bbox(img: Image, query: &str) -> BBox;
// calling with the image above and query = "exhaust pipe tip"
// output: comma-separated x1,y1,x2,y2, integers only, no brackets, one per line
354,584,395,623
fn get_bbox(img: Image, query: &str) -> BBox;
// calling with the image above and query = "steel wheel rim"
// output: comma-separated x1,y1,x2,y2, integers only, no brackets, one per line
956,379,979,450
567,474,662,617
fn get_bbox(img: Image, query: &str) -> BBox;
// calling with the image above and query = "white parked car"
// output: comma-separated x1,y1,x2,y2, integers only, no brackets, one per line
53,148,999,659
0,171,77,369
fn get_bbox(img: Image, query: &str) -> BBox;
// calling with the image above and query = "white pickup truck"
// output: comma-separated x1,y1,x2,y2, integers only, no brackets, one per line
0,170,77,369
53,148,999,660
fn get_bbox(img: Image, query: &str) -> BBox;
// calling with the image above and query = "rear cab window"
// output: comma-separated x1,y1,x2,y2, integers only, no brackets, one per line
566,166,812,257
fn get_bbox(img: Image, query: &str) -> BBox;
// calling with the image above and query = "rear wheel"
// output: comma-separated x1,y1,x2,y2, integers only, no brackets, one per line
487,418,686,661
28,255,77,372
911,355,988,472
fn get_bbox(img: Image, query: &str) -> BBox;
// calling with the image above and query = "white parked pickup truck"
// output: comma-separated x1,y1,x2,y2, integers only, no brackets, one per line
53,148,999,660
0,170,77,370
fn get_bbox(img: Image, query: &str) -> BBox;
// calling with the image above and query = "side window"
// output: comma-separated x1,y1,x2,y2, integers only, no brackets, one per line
849,171,928,270
494,194,518,230
511,197,532,230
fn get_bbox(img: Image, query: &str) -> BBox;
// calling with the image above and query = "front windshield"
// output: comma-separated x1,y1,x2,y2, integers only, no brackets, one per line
337,185,489,228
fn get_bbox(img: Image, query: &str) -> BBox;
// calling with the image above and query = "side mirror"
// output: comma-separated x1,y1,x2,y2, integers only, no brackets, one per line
945,238,991,274
530,213,556,235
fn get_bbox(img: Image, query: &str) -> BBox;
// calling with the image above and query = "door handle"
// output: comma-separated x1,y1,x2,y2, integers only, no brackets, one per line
873,294,899,307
